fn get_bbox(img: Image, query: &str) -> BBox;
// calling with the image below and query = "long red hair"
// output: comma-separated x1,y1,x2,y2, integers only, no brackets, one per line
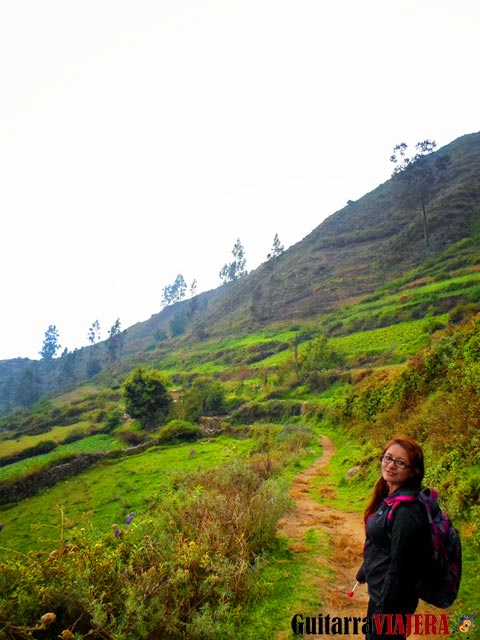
364,436,424,525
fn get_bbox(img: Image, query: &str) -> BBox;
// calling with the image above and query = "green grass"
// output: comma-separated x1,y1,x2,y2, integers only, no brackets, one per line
233,528,333,640
325,270,479,335
0,436,257,555
372,271,480,303
0,269,477,634
0,433,127,483
0,421,94,457
330,318,433,359
309,426,374,514
155,326,300,375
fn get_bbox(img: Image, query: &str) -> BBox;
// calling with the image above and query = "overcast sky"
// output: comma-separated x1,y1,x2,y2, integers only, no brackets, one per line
0,0,478,360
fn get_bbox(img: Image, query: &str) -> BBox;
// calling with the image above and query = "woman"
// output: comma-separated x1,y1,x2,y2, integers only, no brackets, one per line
356,436,431,640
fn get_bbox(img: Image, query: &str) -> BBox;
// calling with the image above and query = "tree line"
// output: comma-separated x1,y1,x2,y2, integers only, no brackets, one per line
39,319,126,363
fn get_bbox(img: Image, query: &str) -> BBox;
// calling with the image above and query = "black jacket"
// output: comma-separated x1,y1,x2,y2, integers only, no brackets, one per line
356,486,430,615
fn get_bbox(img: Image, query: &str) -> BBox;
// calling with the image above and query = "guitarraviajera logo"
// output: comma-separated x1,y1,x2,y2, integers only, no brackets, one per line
291,613,452,636
453,610,477,637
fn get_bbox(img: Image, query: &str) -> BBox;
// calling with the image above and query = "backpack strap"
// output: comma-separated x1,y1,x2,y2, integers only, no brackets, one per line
384,493,417,526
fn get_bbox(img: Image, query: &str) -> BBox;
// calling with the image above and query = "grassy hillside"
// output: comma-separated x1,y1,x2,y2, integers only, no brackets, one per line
0,263,479,636
0,132,478,638
1,132,479,413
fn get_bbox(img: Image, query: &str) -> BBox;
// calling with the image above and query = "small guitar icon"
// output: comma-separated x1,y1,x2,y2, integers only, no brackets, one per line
457,611,477,634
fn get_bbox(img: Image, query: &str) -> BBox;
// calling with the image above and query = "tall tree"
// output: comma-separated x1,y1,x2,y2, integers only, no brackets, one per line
267,233,284,260
219,239,248,327
107,318,125,362
162,274,187,306
86,319,102,378
188,279,198,319
219,238,247,284
87,320,101,346
39,325,61,360
390,140,449,251
260,232,285,320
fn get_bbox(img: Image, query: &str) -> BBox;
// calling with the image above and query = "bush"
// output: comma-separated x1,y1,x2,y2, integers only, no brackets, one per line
179,377,226,422
122,367,172,430
157,420,202,443
0,460,292,639
448,303,480,325
230,400,302,424
103,408,123,432
117,430,149,447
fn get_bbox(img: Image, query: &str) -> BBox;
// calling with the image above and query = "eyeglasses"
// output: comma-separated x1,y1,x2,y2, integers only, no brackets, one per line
381,453,411,469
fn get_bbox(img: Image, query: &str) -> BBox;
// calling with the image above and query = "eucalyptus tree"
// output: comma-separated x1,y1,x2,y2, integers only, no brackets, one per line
219,238,248,326
390,139,449,251
39,324,61,360
162,274,187,306
219,238,247,284
267,233,284,260
107,318,125,362
87,320,101,345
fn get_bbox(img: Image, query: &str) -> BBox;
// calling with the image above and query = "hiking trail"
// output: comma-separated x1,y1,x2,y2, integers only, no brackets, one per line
277,435,447,640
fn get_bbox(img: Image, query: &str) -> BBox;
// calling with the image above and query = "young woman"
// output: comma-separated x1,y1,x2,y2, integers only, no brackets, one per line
356,436,431,640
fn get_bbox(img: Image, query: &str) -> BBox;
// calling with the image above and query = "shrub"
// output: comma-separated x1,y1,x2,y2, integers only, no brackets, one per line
448,303,480,325
103,408,123,432
117,430,149,447
157,420,202,443
230,400,302,424
0,459,292,639
122,367,172,430
179,377,226,422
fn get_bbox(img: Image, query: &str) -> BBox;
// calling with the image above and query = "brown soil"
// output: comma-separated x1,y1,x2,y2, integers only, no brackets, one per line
277,435,449,639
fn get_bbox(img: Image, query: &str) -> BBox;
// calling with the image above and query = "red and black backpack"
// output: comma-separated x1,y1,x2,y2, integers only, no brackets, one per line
384,487,462,609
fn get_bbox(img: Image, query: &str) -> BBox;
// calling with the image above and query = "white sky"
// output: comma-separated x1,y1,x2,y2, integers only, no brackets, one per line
0,0,479,360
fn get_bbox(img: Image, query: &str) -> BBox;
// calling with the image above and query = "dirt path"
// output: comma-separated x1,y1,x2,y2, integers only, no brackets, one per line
277,435,448,639
278,435,368,638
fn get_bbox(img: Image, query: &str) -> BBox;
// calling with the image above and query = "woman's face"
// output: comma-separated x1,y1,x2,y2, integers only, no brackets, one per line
382,443,414,493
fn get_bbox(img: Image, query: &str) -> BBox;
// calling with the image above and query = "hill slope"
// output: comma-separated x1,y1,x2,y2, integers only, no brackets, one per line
0,131,479,410
121,131,480,351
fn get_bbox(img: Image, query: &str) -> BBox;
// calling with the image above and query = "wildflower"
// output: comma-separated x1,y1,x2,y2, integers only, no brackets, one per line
61,631,74,640
125,511,135,526
40,612,56,625
0,523,3,532
111,523,120,537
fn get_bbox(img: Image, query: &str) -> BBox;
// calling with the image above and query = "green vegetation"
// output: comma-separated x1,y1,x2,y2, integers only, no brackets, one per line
0,132,479,638
0,426,315,638
122,367,172,430
0,434,125,483
1,308,478,636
